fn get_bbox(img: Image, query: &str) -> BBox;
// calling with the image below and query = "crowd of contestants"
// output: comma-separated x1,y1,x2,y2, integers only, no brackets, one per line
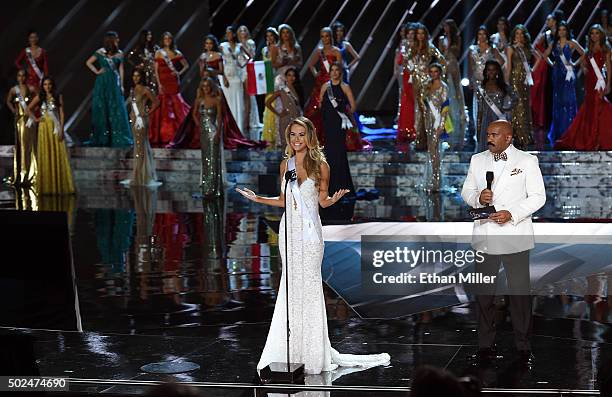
6,10,612,196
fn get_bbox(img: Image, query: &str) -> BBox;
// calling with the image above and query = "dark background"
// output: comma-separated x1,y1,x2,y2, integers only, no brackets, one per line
0,0,605,144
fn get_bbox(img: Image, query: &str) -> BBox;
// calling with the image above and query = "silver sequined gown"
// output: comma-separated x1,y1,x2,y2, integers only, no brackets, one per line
468,44,500,144
423,82,449,191
200,104,222,196
477,87,514,152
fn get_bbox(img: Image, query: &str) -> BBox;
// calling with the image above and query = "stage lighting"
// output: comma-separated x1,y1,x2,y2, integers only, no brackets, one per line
461,78,470,87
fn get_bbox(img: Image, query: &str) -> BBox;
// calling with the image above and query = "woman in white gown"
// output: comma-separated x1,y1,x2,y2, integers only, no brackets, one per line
219,26,247,134
237,116,390,375
237,25,263,138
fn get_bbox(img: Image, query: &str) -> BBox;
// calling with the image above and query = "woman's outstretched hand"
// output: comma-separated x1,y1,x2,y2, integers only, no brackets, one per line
236,187,258,202
329,189,350,205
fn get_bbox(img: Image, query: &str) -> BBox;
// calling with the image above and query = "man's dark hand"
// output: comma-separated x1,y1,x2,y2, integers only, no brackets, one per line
479,189,493,205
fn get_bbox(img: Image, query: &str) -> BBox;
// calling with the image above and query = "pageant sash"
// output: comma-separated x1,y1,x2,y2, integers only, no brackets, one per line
516,47,534,86
98,48,121,88
477,86,505,120
287,157,321,242
427,99,443,130
130,91,145,129
42,103,60,136
25,48,44,80
559,49,575,81
320,50,330,75
590,56,607,92
326,83,353,129
160,49,180,78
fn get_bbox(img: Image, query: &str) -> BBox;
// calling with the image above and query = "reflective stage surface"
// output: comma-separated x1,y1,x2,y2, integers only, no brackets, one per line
0,180,611,395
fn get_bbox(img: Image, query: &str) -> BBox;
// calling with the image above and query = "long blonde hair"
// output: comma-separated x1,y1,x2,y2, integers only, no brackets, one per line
284,116,327,185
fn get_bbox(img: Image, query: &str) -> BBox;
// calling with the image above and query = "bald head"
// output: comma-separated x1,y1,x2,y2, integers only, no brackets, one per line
486,120,513,153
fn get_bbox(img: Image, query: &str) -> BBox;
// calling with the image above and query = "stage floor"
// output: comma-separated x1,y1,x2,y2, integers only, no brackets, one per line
1,181,611,395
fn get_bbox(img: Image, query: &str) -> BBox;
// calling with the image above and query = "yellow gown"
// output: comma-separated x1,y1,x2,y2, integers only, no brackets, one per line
260,46,278,148
11,85,37,186
36,97,75,195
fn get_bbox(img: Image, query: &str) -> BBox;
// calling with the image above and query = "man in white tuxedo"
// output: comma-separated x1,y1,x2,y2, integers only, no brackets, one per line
461,120,546,365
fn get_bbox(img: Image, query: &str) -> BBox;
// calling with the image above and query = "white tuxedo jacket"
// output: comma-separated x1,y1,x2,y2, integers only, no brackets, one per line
461,144,546,255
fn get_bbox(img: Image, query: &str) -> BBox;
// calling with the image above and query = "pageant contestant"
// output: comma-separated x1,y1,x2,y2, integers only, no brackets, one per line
531,11,564,146
505,25,539,150
555,24,612,151
238,25,263,137
304,27,342,144
394,24,409,125
85,31,133,147
236,116,389,374
6,69,37,186
149,32,190,147
193,78,223,197
14,30,48,90
265,67,303,148
395,23,416,149
319,63,355,195
439,19,467,150
542,21,584,144
27,76,74,195
490,16,511,61
468,26,504,149
122,70,160,187
275,24,303,89
412,23,445,151
128,30,160,94
219,26,248,134
422,63,449,192
476,60,515,152
261,27,280,146
331,21,360,83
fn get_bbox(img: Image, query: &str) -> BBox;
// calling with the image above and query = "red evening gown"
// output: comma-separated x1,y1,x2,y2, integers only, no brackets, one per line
14,47,49,88
149,54,191,147
555,51,612,150
304,50,337,145
395,52,416,151
167,58,264,149
530,40,549,132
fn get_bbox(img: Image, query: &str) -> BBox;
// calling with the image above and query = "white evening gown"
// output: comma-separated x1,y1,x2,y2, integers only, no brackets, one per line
257,177,390,375
219,42,247,134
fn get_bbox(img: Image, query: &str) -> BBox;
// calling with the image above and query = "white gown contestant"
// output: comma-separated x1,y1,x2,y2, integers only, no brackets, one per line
219,41,247,134
257,174,390,375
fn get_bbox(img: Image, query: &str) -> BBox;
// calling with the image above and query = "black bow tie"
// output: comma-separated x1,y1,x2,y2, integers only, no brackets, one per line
494,152,508,161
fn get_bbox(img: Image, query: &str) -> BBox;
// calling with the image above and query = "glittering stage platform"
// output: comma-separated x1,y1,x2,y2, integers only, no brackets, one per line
0,146,611,396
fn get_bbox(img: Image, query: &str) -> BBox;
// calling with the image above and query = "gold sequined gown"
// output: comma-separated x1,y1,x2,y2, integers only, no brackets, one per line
509,45,534,149
128,88,159,186
423,82,449,191
11,85,37,186
200,104,222,196
36,98,75,195
411,45,445,150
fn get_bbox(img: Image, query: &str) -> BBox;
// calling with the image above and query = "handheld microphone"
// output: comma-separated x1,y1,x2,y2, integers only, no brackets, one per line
485,171,494,206
486,171,494,190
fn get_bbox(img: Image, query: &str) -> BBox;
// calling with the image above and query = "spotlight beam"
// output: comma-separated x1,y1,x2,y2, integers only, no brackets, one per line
431,0,463,38
346,0,374,40
284,0,304,23
530,0,565,46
